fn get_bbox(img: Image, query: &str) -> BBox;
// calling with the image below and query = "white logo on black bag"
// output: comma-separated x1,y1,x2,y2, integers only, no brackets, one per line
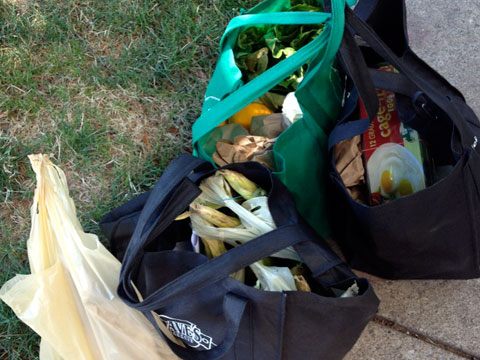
159,315,217,350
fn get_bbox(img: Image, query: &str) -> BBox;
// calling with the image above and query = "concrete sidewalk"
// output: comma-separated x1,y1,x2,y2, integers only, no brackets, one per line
345,1,480,358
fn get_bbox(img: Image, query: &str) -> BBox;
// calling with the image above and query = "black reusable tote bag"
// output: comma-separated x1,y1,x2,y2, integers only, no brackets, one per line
328,0,480,279
102,154,379,360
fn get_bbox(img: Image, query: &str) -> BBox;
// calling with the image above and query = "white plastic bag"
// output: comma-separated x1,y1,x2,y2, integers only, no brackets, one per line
0,154,178,360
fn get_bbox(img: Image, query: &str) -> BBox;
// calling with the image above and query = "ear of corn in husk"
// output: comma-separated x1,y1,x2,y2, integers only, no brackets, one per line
340,281,359,298
190,203,241,228
199,236,244,282
190,211,299,261
293,275,311,292
241,196,275,227
190,170,303,291
199,175,274,234
201,238,245,283
290,263,306,276
230,269,245,283
201,237,227,259
218,169,266,200
201,236,245,283
250,262,297,291
189,204,244,282
192,190,224,209
175,211,190,221
194,174,300,261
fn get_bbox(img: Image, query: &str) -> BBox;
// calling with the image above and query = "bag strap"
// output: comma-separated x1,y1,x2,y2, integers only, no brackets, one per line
329,7,476,150
119,155,207,295
220,12,330,49
338,24,379,120
123,223,318,311
192,0,348,151
352,0,379,21
347,6,475,145
368,69,418,97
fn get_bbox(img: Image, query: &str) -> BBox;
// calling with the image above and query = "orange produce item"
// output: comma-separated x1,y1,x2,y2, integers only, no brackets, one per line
228,103,273,131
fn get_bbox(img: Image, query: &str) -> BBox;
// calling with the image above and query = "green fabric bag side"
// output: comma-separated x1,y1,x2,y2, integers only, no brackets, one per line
192,0,348,237
272,0,346,237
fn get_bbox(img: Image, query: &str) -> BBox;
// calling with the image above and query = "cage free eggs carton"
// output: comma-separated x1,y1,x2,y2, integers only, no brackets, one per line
360,66,428,206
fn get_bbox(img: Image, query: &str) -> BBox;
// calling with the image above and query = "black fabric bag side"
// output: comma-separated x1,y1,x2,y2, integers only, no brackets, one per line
102,154,379,360
327,1,480,279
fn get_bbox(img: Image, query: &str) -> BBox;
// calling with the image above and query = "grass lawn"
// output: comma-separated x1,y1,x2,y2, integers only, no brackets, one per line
0,0,257,357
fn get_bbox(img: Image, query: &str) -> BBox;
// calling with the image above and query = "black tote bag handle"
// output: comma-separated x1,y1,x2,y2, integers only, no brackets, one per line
124,223,323,311
119,154,208,303
352,0,379,21
328,6,477,151
338,22,379,121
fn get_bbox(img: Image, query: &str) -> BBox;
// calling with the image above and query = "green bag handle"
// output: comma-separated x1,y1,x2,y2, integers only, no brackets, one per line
193,0,352,155
197,12,331,123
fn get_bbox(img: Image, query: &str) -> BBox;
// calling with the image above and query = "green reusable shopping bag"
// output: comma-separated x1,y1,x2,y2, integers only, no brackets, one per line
192,0,354,237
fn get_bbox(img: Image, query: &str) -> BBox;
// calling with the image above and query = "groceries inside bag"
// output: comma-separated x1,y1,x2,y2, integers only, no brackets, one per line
334,65,453,206
174,168,360,296
0,154,178,360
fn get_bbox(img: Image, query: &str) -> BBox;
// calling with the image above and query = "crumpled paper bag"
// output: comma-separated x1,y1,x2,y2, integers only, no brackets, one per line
250,113,291,138
213,135,276,169
334,136,367,203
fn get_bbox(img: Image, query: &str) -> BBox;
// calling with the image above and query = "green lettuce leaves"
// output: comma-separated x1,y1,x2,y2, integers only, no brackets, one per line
234,0,325,95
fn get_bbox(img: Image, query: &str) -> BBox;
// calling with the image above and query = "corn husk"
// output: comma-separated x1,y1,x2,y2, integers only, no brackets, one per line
340,281,359,298
190,212,299,261
218,169,267,200
199,175,273,234
193,174,300,261
293,275,311,292
241,196,275,227
190,204,241,228
251,262,297,291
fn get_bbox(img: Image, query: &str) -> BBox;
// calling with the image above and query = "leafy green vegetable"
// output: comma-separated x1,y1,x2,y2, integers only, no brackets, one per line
236,48,269,75
256,92,286,112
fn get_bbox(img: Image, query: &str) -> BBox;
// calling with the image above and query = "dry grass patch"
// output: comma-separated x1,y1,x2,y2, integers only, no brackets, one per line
0,0,259,357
